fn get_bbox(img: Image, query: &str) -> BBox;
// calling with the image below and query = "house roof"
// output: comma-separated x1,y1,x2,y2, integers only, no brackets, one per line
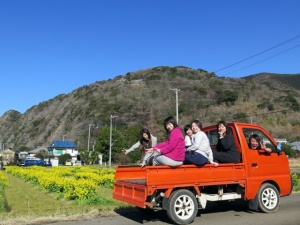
29,147,47,154
47,140,78,149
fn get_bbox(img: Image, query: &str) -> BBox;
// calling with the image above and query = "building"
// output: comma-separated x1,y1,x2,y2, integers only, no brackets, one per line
290,141,300,157
28,146,47,158
47,140,79,164
262,138,288,145
1,148,16,165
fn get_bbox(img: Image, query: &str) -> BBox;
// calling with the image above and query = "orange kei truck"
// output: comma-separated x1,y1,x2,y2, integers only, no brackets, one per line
113,122,292,224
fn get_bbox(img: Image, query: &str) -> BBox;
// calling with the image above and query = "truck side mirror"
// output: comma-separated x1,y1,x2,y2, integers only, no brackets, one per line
276,143,282,155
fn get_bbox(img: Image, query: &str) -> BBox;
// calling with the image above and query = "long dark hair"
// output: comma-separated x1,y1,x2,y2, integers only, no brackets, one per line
139,128,152,148
184,124,192,133
216,120,231,136
163,116,178,134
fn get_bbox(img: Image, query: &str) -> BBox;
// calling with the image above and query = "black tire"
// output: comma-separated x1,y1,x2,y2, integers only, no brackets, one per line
257,183,280,213
166,189,198,225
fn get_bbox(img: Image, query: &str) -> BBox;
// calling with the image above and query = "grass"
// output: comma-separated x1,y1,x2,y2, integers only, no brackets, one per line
0,172,127,225
289,158,300,170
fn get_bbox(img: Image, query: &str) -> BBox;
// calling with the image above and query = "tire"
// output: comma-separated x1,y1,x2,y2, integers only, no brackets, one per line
166,189,198,225
257,183,280,213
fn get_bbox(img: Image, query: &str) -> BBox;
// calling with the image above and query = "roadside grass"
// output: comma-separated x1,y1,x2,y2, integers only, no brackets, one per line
289,158,300,170
0,172,127,225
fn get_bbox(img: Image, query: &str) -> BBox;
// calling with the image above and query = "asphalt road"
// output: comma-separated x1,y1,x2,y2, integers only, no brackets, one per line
45,193,300,225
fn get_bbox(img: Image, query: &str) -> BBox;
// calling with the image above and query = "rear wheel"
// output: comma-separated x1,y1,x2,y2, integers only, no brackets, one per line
257,183,279,213
166,189,198,225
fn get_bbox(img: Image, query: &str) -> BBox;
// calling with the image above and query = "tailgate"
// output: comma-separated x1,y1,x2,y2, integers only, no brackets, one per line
113,179,148,208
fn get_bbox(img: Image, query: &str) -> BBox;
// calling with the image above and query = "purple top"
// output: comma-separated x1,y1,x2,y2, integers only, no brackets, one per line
154,126,185,161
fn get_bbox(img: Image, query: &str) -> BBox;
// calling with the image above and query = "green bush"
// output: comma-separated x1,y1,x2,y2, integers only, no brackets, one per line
292,173,300,192
58,153,72,165
281,143,297,158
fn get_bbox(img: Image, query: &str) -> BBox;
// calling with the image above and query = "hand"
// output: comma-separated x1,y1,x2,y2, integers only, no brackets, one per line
212,162,219,167
145,148,153,153
218,131,225,137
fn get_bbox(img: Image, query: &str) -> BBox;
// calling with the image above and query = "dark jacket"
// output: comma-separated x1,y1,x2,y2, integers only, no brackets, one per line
214,133,240,163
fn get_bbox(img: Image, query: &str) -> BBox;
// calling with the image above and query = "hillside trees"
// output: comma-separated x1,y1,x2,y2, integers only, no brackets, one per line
1,67,300,150
216,90,239,106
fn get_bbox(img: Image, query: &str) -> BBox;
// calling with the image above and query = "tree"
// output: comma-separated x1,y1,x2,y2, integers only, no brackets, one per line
95,127,126,165
35,150,47,159
58,153,72,165
216,90,238,106
233,112,249,123
281,143,297,158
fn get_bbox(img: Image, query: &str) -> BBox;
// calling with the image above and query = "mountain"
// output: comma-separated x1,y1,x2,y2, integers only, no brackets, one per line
1,66,300,151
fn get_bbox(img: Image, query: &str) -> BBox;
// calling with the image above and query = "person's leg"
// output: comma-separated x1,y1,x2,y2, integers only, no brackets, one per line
185,151,208,166
213,151,239,163
184,151,193,164
153,155,183,167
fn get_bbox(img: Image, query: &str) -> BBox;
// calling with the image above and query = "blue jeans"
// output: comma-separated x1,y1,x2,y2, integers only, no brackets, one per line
184,151,208,166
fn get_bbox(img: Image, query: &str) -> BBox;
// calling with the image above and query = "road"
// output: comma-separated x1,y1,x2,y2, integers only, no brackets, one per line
45,193,300,225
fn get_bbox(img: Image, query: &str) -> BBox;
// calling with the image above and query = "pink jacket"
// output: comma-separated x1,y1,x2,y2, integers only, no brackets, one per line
154,127,185,161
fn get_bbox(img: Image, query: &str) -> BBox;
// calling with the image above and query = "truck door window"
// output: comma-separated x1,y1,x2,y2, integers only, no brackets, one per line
242,128,276,152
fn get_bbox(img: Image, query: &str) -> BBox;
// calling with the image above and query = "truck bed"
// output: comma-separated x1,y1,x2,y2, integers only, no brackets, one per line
113,163,247,207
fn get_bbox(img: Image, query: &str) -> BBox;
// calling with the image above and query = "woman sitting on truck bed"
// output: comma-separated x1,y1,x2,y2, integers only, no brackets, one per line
145,116,185,167
248,134,272,153
213,120,241,163
121,128,159,167
184,120,218,167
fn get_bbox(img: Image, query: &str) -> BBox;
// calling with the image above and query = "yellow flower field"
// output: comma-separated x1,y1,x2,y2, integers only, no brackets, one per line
5,166,115,202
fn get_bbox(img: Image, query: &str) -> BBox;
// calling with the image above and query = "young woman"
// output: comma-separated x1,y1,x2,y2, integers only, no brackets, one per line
184,120,218,166
248,134,272,153
122,128,158,166
213,120,241,163
146,116,185,167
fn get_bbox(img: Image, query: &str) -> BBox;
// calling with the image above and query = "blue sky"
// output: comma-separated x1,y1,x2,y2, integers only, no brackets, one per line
1,0,300,116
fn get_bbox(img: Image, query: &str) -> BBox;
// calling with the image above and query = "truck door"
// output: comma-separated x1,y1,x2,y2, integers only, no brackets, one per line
242,128,284,179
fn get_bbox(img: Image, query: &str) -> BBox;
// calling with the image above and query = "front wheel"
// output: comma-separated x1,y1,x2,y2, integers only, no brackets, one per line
166,189,198,225
257,183,280,213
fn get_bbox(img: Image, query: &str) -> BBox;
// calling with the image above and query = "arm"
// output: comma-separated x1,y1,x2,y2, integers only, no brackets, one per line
124,141,140,154
261,142,272,153
160,128,182,155
187,132,201,151
154,141,167,150
219,133,235,151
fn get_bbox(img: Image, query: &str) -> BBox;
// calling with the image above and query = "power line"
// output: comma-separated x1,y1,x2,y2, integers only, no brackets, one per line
214,33,300,73
223,43,300,76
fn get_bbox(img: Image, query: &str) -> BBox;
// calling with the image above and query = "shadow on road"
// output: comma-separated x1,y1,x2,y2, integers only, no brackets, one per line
115,207,172,224
114,199,256,224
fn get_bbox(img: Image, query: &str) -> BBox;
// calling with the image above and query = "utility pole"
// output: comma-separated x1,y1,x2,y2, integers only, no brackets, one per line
87,124,93,152
170,88,180,123
109,115,118,167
